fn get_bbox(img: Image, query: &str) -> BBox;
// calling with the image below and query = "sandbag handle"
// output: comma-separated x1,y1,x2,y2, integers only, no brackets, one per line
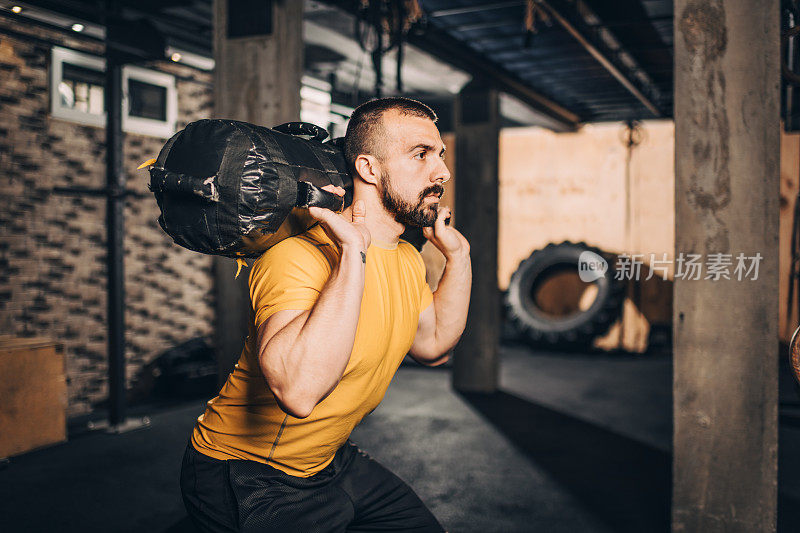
273,122,329,142
149,167,219,202
296,181,344,212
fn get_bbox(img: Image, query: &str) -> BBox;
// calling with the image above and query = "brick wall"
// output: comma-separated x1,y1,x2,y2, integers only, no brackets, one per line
0,18,215,417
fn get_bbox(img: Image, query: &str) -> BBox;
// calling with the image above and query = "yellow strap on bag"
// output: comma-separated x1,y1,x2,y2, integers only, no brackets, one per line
234,258,248,279
137,158,157,170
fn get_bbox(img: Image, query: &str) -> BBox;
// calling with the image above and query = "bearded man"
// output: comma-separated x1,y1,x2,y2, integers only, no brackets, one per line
180,97,471,533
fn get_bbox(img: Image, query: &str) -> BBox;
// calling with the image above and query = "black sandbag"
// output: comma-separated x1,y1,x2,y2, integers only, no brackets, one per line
149,119,353,258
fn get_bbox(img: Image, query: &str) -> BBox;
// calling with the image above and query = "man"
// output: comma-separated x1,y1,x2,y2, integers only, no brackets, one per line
180,97,471,532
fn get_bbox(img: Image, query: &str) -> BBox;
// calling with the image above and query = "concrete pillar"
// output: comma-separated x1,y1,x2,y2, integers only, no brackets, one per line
673,1,779,531
213,0,303,381
452,79,500,392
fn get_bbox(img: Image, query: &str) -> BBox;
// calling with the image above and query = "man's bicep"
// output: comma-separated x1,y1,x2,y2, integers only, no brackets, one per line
408,248,438,362
257,308,311,357
256,308,312,413
409,301,436,362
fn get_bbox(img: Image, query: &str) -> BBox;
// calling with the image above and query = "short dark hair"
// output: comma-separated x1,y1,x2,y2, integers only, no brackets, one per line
344,96,438,174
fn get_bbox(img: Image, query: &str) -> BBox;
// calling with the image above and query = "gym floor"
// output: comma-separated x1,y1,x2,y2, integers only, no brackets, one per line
1,342,798,533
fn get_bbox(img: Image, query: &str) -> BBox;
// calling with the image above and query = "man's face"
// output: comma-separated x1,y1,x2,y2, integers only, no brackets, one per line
374,110,451,228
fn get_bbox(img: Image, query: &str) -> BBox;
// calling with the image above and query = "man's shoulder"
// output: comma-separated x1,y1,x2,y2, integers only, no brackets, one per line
252,227,336,273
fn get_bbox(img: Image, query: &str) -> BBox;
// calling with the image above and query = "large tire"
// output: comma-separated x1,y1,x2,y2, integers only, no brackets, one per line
505,241,625,347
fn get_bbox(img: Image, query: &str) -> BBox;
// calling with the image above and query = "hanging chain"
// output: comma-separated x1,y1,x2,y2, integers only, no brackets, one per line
355,0,424,96
524,0,551,48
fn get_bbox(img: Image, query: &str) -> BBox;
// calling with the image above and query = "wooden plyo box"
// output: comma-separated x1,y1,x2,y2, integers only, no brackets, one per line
0,336,67,458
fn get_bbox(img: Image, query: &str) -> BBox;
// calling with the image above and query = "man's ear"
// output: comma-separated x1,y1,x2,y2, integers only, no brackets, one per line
354,154,381,186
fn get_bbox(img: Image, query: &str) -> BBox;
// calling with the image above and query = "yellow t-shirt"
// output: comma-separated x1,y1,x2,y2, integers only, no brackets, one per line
191,224,434,477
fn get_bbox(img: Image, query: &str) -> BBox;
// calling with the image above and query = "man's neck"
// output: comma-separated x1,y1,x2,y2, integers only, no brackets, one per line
340,191,404,248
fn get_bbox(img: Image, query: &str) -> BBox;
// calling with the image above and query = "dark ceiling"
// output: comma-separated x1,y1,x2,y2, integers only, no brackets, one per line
420,0,674,122
401,0,673,124
11,0,675,128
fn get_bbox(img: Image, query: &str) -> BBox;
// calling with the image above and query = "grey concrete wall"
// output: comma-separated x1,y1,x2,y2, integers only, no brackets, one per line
673,1,779,531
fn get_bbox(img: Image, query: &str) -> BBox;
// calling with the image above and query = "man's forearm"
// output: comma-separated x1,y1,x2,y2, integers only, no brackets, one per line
431,250,471,355
263,246,365,414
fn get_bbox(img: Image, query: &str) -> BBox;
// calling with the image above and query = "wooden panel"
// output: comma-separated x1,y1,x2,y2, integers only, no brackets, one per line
780,129,800,342
0,336,67,457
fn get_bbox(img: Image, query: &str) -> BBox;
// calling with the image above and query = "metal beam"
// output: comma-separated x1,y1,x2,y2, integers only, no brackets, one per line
99,0,151,434
537,0,664,117
105,50,126,428
484,43,673,59
429,1,524,18
442,18,520,33
586,15,673,30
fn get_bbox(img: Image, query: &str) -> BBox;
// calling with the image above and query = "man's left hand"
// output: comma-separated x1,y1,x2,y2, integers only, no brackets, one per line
422,207,469,259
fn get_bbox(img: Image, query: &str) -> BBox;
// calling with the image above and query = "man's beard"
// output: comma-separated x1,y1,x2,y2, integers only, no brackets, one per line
379,172,443,228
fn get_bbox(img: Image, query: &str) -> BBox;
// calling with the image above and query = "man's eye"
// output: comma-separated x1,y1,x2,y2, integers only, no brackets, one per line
414,151,426,160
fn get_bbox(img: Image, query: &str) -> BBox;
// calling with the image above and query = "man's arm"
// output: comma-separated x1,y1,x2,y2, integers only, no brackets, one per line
257,193,370,419
257,244,364,419
409,207,472,365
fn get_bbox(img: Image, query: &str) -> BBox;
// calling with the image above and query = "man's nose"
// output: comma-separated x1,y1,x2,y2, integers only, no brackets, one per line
433,159,451,184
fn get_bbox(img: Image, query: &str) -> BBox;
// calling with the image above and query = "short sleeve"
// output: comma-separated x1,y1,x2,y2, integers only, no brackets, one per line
419,280,433,315
249,237,333,330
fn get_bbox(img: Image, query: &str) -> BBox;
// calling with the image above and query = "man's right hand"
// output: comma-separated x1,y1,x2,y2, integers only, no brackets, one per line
308,186,371,251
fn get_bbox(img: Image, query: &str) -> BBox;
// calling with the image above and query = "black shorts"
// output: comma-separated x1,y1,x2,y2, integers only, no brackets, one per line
180,440,446,533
